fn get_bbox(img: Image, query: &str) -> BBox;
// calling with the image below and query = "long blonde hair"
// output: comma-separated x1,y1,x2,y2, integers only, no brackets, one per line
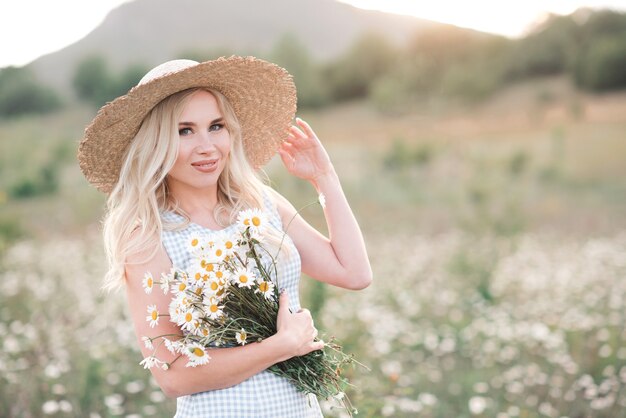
102,88,284,291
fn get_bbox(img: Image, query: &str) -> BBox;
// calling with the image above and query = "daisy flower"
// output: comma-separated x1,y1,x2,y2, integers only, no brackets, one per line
142,272,155,294
160,269,175,294
142,336,154,350
203,277,223,297
207,239,227,263
189,264,210,289
171,273,190,296
164,338,184,355
237,208,267,235
146,305,160,328
139,356,163,370
204,296,224,320
318,193,326,209
178,308,200,333
215,231,238,258
184,343,211,367
187,232,205,254
256,280,276,301
232,267,256,289
169,293,192,324
236,328,248,345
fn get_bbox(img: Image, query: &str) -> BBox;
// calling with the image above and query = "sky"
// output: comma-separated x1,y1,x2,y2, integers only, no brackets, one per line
1,0,626,69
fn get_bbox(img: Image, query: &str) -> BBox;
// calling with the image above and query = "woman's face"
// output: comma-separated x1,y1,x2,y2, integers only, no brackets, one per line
166,90,231,194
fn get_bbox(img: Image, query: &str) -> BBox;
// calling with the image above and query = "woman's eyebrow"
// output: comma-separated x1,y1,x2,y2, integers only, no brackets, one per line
178,117,224,126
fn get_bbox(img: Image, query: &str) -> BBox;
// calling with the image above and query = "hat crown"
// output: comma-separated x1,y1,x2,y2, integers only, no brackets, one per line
138,59,200,85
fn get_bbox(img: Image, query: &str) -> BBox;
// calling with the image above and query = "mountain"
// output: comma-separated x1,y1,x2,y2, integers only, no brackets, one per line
28,0,441,93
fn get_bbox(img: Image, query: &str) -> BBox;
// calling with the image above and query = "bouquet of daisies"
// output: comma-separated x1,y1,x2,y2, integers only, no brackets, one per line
139,198,360,415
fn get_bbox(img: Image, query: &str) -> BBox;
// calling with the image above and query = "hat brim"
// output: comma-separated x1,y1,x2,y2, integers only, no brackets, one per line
77,56,297,193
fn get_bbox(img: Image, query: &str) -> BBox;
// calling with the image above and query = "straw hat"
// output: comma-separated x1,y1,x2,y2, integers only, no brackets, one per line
77,56,297,193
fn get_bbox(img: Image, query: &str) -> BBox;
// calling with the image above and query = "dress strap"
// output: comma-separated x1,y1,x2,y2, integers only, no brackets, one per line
262,187,285,233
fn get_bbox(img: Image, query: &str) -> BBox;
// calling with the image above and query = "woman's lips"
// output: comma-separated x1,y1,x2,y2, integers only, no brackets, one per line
191,159,218,173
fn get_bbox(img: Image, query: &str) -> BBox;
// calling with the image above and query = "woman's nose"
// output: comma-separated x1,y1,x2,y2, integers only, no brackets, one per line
195,131,216,153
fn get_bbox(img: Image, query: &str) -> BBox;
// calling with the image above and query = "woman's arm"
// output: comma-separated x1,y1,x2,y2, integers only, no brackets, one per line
124,239,323,398
274,118,373,290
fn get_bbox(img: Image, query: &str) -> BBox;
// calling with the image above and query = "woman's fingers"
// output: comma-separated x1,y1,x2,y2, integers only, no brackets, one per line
289,124,307,140
296,117,318,139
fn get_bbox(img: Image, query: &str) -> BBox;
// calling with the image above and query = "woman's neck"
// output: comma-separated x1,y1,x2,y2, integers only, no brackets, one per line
168,182,220,221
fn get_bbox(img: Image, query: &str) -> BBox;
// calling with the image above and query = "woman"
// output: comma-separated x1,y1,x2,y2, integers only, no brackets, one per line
78,56,372,417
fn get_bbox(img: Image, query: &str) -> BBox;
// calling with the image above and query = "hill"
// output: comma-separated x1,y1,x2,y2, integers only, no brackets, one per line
28,0,450,93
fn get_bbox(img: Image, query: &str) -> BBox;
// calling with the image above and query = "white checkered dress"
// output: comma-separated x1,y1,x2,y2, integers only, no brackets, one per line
161,191,323,418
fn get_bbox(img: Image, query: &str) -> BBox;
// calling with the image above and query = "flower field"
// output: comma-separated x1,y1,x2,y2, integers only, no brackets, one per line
1,79,626,417
1,228,625,417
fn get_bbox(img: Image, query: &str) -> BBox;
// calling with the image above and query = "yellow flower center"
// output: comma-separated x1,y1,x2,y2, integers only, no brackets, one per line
210,304,218,313
216,271,223,279
200,260,206,268
252,217,261,227
205,263,214,272
151,311,158,321
193,347,205,357
195,287,203,296
179,283,186,291
225,241,233,249
147,277,153,287
195,272,201,280
215,249,222,257
210,282,219,291
259,282,269,292
244,218,250,226
239,275,248,283
185,312,192,322
239,331,247,340
191,238,199,247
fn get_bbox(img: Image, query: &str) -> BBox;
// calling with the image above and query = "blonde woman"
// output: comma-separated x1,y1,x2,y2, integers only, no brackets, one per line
78,57,372,417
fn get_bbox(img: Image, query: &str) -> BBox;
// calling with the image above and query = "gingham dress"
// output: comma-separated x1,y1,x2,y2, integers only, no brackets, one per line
161,190,323,418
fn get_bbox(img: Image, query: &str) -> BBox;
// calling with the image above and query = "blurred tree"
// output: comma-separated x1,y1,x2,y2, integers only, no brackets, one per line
270,33,329,108
73,55,148,107
504,14,578,79
574,36,626,90
0,66,62,118
115,63,150,96
72,55,115,106
324,32,397,101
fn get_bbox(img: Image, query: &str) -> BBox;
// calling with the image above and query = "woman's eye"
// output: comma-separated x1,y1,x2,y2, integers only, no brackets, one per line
209,123,224,132
179,127,193,136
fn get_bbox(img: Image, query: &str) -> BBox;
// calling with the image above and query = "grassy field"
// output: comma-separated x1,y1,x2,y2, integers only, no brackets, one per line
1,76,625,417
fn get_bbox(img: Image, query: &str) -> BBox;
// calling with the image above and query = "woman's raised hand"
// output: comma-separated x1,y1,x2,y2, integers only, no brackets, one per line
278,118,334,184
275,290,324,357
